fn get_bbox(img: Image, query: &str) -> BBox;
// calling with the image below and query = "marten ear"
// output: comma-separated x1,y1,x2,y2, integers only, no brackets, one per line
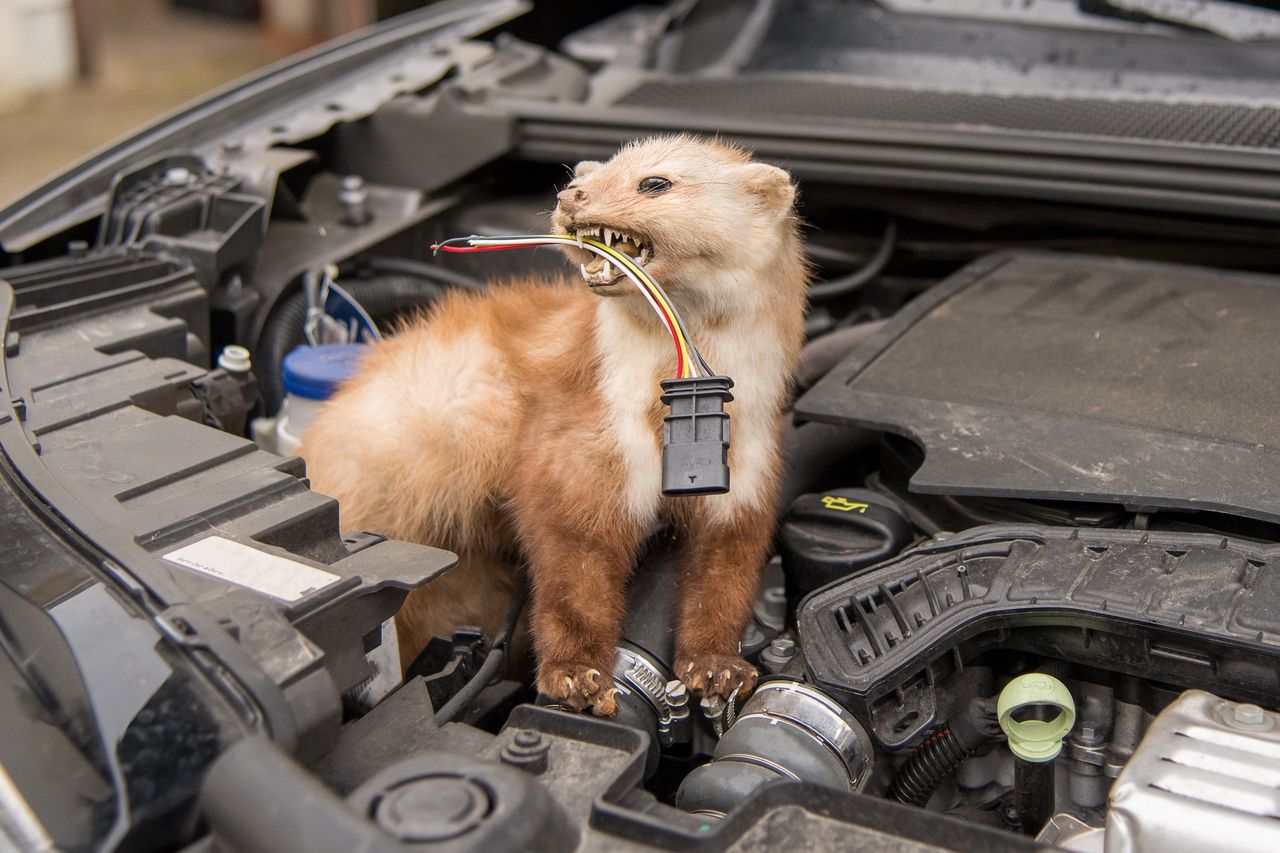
573,160,605,179
742,163,796,213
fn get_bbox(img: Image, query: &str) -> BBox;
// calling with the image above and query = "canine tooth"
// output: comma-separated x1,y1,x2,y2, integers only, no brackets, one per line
604,260,614,278
604,227,614,246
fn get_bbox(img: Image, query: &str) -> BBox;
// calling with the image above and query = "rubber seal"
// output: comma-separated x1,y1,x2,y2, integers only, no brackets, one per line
997,673,1076,762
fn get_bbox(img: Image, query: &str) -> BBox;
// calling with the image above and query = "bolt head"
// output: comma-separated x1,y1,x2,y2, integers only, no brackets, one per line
769,637,797,657
1077,723,1104,745
513,729,541,748
1233,703,1266,726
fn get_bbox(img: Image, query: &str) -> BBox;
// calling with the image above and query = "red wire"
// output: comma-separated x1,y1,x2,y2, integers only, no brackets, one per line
432,241,686,378
433,244,516,254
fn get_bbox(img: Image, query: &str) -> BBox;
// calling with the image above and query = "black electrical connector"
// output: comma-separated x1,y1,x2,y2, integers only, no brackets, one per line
660,376,733,496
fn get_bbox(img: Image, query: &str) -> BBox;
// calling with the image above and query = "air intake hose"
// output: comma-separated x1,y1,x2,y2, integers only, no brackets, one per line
676,680,873,818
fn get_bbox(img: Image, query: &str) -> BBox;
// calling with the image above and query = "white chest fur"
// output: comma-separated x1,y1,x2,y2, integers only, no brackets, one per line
594,295,791,527
595,301,666,525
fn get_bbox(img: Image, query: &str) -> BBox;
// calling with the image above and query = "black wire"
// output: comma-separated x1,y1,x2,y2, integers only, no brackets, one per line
426,237,717,375
429,235,477,255
433,580,530,725
694,348,715,377
808,220,898,301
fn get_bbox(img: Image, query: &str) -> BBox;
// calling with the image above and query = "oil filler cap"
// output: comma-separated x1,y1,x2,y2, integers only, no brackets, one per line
780,488,913,621
997,673,1076,762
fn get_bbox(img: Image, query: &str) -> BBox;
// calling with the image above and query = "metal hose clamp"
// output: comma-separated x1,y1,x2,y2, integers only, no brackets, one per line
613,646,691,746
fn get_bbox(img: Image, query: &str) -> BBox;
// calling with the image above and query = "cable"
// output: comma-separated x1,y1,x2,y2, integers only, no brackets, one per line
433,234,713,379
808,220,897,301
888,696,1001,806
433,581,530,725
437,234,699,377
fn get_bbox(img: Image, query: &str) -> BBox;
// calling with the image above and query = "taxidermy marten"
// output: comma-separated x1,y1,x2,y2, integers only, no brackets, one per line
302,136,808,713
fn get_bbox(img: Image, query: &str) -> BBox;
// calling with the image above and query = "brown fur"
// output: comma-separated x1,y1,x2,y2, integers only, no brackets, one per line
301,136,808,713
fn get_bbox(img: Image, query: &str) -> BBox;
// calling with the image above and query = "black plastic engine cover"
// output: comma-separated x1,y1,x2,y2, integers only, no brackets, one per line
796,251,1280,526
797,524,1280,749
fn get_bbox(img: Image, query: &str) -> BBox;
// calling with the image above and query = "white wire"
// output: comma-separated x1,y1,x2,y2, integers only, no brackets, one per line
468,236,701,378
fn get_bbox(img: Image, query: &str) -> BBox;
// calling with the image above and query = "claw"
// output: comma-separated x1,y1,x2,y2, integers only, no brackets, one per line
676,654,759,703
540,663,620,716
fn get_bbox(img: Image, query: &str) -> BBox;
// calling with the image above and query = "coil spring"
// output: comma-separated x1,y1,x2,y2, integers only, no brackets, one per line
888,727,974,807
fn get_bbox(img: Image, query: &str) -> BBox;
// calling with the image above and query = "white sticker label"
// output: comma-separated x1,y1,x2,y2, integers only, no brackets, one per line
163,536,340,602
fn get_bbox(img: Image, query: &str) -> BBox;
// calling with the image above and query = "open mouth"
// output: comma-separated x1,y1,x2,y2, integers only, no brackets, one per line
567,224,654,288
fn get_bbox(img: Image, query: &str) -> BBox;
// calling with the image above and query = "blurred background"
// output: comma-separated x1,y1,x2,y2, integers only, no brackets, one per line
0,0,422,206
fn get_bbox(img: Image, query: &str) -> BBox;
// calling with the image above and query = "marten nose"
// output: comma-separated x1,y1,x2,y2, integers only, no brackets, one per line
557,187,589,214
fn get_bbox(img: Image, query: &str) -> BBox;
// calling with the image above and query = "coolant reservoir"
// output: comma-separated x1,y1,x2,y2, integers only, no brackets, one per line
276,344,366,455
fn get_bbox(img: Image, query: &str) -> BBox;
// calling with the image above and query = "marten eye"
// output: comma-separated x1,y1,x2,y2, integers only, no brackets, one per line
637,176,672,195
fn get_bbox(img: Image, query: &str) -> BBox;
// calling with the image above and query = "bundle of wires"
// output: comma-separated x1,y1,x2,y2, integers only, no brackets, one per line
433,234,713,379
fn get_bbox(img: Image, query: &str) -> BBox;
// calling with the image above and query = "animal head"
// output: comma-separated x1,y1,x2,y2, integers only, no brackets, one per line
551,136,798,298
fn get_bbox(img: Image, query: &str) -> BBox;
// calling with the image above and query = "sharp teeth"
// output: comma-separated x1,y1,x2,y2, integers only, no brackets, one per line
604,260,614,278
604,228,614,246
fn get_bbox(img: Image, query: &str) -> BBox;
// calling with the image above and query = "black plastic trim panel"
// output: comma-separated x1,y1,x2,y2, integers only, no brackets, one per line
510,104,1280,222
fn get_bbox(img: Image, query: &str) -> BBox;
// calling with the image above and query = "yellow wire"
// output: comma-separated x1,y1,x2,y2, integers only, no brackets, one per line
571,236,698,378
474,234,699,377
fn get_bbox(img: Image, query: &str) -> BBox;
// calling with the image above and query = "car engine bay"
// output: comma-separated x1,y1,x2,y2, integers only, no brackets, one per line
3,2,1280,851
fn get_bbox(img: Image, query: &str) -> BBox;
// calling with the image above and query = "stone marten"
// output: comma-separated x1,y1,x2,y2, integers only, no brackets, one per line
302,136,809,713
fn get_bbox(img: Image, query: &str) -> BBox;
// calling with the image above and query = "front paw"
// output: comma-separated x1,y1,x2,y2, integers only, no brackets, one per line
539,662,618,716
677,654,758,700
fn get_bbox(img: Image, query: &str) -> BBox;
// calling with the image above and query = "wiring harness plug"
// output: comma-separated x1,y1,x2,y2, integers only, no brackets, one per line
660,376,733,496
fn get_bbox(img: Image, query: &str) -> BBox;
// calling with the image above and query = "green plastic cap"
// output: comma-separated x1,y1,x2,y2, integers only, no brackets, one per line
997,673,1076,762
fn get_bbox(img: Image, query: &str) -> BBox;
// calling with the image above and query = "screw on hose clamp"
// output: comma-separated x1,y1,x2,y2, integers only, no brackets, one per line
699,687,741,739
613,647,691,747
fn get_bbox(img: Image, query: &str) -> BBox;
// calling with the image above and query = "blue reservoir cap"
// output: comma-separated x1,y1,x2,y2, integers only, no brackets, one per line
282,344,366,400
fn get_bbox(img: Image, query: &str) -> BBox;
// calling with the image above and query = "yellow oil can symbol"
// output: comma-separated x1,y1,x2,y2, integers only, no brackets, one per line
821,496,869,513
